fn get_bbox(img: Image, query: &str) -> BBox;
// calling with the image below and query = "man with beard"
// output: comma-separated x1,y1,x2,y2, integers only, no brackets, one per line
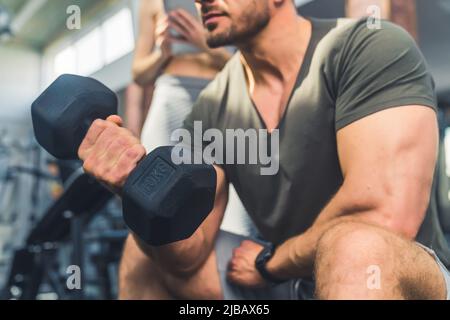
79,0,450,299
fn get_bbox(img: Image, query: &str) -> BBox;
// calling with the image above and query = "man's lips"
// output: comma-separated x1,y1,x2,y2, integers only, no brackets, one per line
202,11,227,26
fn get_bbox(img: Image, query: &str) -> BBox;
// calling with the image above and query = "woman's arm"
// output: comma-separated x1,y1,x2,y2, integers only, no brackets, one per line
132,0,172,87
124,83,145,137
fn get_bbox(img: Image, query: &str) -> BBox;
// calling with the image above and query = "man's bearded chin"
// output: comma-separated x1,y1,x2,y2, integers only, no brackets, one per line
206,30,235,48
206,14,270,48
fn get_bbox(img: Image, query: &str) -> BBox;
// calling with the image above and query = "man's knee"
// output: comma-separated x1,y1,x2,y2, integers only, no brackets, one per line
314,221,403,299
316,221,394,269
313,221,446,300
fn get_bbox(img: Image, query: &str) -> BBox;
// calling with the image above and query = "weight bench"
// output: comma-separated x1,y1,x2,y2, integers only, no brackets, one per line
2,169,113,300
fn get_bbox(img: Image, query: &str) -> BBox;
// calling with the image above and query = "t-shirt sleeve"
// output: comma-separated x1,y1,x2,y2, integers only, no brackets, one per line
335,20,437,131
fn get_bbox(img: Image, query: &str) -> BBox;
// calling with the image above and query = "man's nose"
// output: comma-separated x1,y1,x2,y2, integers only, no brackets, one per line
195,0,216,12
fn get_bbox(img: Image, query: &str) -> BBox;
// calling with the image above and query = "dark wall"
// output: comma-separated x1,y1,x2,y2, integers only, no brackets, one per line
416,0,450,105
297,0,346,18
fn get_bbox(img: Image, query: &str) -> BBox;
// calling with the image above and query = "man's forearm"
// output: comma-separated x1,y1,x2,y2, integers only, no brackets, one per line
133,226,211,277
266,216,356,280
266,188,378,280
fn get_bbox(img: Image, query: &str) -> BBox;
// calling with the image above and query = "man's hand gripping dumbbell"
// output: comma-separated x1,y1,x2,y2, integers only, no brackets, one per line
31,74,217,248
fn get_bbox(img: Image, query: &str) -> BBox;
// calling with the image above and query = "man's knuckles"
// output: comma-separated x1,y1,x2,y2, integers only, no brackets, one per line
82,157,94,174
79,120,144,189
83,159,124,186
83,146,145,186
107,135,133,153
95,129,138,158
78,120,118,158
124,144,146,162
103,169,128,187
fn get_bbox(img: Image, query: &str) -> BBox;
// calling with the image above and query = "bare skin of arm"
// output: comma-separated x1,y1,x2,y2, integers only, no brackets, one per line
78,115,228,276
132,0,231,87
227,106,439,286
133,165,228,276
128,0,231,140
132,0,171,87
123,83,147,137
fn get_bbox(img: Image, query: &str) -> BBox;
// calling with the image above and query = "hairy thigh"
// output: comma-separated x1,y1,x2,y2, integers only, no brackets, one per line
315,222,446,300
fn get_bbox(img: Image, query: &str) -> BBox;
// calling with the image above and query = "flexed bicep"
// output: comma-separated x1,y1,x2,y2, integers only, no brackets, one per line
337,105,439,239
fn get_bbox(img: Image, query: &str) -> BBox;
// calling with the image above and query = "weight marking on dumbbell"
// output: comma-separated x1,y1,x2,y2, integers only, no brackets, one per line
135,157,175,196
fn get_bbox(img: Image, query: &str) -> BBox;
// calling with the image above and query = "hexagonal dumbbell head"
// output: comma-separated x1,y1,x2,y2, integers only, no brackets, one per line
122,146,217,246
31,74,118,159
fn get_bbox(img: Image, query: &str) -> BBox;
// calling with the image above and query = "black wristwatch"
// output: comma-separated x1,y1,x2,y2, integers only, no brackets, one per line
255,243,286,285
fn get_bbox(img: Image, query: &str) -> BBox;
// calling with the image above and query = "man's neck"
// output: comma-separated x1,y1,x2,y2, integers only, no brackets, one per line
239,12,312,87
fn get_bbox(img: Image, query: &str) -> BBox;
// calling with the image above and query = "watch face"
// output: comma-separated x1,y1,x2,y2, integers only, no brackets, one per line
255,244,284,285
256,244,274,266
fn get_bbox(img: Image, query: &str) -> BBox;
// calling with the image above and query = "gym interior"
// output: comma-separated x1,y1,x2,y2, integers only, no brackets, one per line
0,0,449,301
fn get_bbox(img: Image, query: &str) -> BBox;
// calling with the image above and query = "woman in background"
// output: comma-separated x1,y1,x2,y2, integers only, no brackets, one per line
131,0,230,148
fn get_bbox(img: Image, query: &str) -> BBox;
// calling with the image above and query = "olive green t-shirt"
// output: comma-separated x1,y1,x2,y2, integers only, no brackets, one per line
183,18,450,267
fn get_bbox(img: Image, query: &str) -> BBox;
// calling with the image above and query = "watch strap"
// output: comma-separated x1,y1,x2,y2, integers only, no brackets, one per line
255,244,286,285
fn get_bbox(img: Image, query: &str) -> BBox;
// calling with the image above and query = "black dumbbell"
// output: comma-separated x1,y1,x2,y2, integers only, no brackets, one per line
31,74,216,246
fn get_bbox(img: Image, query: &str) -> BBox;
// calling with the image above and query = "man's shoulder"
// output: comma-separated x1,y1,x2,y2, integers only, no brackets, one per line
329,17,415,49
315,16,414,46
313,16,419,78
